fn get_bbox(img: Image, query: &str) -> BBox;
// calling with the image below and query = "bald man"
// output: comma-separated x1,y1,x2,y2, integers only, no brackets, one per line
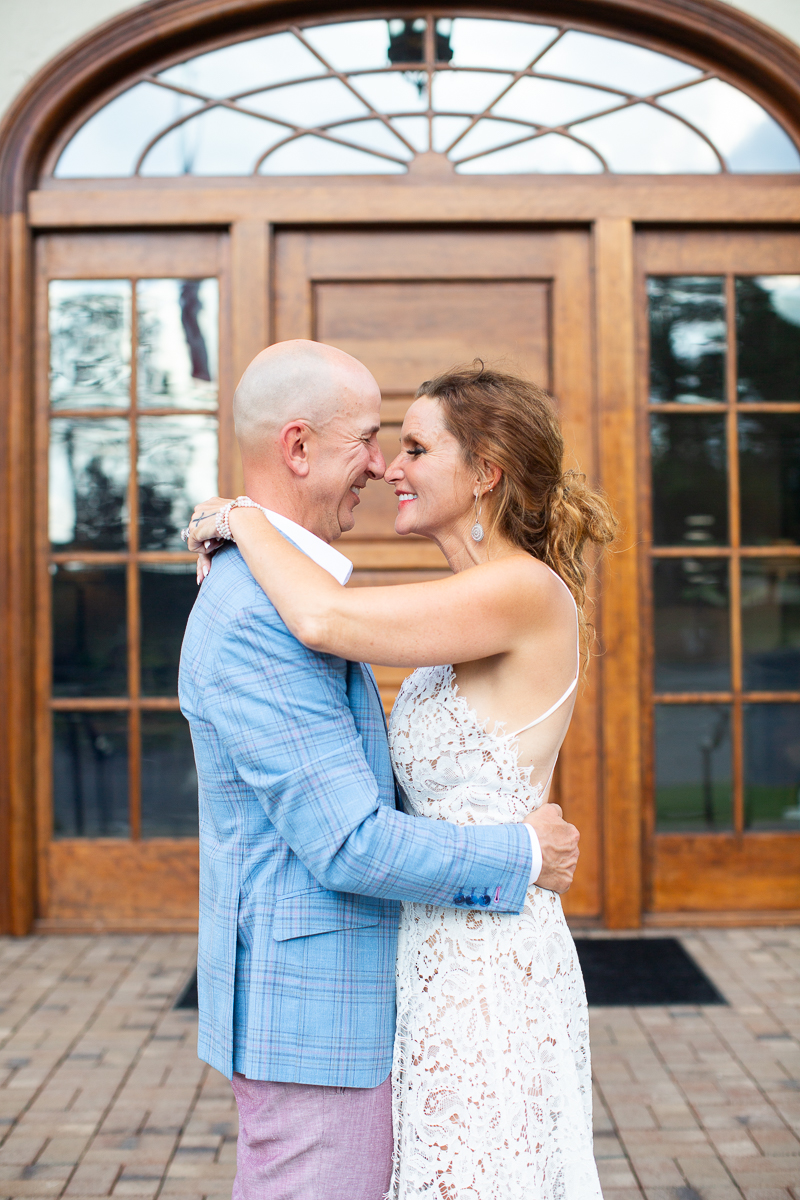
179,341,578,1200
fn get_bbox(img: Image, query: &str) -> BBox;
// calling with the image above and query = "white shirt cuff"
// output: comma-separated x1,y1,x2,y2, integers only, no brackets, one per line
526,824,543,885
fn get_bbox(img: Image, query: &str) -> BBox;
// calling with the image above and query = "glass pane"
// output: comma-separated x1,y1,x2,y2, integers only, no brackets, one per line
736,277,800,403
433,71,513,115
492,77,612,127
157,33,322,97
536,30,701,95
579,104,720,173
302,20,391,73
354,72,428,114
739,414,800,546
452,117,530,158
260,135,405,175
141,713,198,837
742,560,800,691
52,564,127,697
744,704,800,831
138,415,218,550
49,281,131,409
651,414,727,546
49,419,129,551
457,131,602,174
141,107,285,176
390,117,429,152
247,78,368,125
660,80,800,173
54,83,201,177
141,564,199,696
648,277,726,405
654,559,730,692
137,280,218,410
448,19,557,71
655,704,733,831
332,119,413,159
430,117,472,154
53,712,129,838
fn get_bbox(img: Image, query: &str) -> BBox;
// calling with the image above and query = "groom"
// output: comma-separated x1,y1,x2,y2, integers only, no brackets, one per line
179,340,581,1200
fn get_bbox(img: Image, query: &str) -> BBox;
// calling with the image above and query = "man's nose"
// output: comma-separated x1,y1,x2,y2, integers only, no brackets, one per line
368,444,386,479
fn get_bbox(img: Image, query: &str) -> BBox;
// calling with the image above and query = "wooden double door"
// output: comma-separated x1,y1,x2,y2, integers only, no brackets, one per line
34,221,800,930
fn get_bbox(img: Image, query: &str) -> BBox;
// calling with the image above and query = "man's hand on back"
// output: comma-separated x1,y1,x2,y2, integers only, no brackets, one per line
523,803,580,894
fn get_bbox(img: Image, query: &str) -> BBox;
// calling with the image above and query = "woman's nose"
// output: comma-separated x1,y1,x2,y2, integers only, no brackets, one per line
385,452,404,482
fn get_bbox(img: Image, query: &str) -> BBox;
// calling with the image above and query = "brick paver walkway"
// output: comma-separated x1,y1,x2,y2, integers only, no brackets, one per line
0,929,798,1199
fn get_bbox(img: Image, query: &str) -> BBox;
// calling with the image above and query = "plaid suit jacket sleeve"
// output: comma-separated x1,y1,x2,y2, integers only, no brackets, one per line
204,602,532,913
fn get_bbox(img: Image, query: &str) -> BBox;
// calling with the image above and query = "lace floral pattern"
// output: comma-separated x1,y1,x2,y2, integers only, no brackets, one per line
387,665,602,1200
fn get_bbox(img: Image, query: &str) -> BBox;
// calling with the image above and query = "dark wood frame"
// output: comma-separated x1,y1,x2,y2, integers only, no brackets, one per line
2,0,800,933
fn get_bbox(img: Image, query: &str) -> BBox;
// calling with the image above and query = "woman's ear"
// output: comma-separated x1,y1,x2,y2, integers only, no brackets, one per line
477,459,502,494
279,420,311,478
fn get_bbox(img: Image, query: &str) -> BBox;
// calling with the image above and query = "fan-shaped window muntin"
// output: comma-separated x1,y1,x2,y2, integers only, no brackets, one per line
52,15,800,178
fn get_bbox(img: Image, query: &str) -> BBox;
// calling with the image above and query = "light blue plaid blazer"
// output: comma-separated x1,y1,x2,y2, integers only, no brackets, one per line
179,545,532,1087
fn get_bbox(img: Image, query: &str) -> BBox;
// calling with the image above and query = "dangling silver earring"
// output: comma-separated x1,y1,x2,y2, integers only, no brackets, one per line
471,493,484,542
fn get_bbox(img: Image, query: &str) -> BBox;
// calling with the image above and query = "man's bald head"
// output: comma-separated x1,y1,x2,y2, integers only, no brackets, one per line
234,340,379,450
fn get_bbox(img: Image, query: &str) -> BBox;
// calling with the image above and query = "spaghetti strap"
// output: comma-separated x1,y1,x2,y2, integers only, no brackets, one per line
509,566,580,740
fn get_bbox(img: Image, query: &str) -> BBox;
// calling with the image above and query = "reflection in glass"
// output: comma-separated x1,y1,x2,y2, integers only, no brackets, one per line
141,564,199,695
739,414,800,546
655,704,732,830
49,281,131,408
334,119,414,158
137,415,218,550
457,132,602,174
55,83,201,177
537,29,701,95
431,116,472,154
742,561,800,691
448,18,557,70
390,116,429,152
736,276,800,403
53,712,128,837
492,77,613,127
137,280,218,409
49,419,129,550
52,564,127,697
651,414,727,545
654,559,730,692
661,80,800,173
141,108,285,176
141,713,198,837
579,104,719,173
744,705,800,831
648,277,726,404
349,71,428,114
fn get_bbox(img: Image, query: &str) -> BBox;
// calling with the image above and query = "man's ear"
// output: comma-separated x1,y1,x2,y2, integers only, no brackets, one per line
279,420,312,478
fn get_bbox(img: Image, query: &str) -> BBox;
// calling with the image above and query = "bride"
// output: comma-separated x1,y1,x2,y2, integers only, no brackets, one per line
188,362,614,1200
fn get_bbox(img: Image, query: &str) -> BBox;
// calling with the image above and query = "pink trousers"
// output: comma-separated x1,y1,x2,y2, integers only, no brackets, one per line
230,1072,393,1200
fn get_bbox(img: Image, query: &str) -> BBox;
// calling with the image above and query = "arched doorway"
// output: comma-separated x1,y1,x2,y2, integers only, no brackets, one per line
2,1,800,933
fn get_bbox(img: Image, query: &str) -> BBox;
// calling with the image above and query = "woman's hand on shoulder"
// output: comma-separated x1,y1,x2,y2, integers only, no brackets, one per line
185,495,234,584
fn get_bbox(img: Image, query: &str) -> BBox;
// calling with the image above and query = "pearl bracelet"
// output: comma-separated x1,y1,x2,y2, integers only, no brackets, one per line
214,496,262,542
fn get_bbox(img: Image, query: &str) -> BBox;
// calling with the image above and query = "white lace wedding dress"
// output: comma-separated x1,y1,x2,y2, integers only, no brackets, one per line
386,623,602,1199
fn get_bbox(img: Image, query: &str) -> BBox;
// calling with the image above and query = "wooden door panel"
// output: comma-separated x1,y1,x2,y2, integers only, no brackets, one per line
274,227,601,918
34,231,231,931
637,229,800,915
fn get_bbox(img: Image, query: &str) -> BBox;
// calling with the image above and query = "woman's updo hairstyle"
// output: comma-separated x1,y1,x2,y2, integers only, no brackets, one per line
416,362,617,652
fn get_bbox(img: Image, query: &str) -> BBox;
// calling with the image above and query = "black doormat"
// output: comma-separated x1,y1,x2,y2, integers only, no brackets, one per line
173,938,726,1011
175,972,198,1009
574,937,727,1006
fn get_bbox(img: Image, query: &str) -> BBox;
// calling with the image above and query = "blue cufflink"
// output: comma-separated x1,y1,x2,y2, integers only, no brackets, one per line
479,893,491,907
453,893,466,905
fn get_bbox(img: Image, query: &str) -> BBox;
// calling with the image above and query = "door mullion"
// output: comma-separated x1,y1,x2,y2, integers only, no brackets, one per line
128,280,141,840
725,274,744,837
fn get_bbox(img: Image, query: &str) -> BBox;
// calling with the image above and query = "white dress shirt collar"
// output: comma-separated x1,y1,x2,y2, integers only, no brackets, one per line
258,507,353,586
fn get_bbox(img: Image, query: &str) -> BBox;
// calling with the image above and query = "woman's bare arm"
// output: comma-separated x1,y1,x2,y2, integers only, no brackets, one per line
189,503,562,668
